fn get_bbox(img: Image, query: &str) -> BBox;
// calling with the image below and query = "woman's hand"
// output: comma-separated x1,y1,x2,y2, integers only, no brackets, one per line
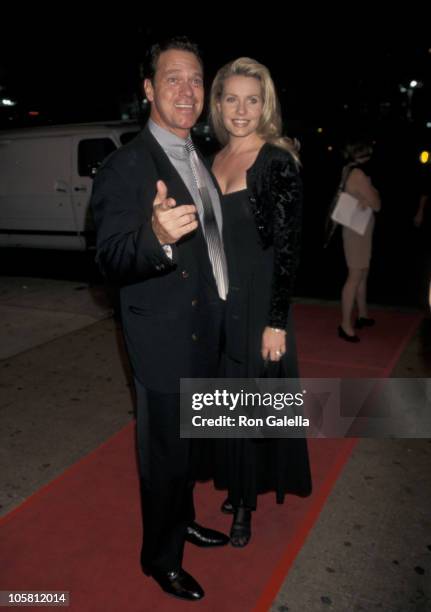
351,190,372,210
357,198,371,210
261,326,287,361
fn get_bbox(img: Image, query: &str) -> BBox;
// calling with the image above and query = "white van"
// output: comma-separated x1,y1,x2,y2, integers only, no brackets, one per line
0,121,140,251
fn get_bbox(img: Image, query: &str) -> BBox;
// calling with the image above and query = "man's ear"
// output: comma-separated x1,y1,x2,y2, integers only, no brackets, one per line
143,78,154,102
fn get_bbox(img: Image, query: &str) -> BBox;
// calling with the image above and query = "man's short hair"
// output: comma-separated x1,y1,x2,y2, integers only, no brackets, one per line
143,36,203,81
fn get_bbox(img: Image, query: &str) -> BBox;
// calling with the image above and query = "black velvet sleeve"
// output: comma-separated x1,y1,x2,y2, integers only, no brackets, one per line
263,151,302,329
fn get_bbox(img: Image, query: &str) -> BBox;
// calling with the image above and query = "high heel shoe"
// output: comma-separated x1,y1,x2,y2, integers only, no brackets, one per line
230,506,252,547
338,325,360,343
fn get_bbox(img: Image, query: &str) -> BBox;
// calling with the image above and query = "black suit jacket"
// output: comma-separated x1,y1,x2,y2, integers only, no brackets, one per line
91,125,223,392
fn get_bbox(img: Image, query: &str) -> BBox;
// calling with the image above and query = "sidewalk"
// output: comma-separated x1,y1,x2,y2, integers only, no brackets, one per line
0,277,112,360
1,277,430,611
0,277,132,517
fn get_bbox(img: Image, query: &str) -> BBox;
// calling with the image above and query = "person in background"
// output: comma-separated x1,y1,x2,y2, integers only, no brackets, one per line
413,170,431,308
338,140,381,343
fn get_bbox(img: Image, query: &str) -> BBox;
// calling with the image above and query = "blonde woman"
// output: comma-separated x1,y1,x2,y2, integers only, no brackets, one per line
210,58,311,546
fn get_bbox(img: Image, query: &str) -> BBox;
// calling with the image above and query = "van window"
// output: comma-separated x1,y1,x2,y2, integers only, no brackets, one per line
120,131,139,145
78,138,116,178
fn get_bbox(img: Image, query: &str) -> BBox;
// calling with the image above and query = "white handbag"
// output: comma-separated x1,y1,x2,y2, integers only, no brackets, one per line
331,191,372,236
325,164,372,247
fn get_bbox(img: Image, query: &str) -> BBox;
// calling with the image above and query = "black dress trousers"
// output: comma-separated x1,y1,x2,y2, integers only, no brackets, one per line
136,382,195,572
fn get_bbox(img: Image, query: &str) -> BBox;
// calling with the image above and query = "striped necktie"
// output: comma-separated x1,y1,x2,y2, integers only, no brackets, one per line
185,137,228,300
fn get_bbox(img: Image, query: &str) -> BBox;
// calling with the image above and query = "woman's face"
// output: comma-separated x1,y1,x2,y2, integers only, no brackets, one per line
217,75,264,139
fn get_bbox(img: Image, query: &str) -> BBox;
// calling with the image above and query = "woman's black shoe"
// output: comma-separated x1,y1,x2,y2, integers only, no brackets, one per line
230,506,252,547
221,498,234,514
355,317,375,329
338,325,360,343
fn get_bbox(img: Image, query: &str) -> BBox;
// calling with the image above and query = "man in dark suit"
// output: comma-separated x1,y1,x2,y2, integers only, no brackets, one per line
90,37,229,602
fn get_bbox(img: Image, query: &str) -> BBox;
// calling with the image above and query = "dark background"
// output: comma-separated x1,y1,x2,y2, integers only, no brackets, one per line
1,15,430,307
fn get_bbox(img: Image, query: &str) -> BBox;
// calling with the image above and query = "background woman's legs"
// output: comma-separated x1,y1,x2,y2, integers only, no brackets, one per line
355,268,369,319
341,268,366,335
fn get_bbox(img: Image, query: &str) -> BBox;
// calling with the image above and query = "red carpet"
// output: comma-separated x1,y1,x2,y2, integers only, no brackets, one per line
0,305,422,611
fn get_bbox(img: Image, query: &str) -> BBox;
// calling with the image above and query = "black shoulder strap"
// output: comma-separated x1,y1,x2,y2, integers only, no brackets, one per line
323,163,355,248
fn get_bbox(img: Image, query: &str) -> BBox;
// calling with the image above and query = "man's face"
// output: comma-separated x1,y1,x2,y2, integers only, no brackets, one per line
144,49,204,139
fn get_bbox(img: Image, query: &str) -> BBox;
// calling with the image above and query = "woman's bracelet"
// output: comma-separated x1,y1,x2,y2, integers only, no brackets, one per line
269,327,286,334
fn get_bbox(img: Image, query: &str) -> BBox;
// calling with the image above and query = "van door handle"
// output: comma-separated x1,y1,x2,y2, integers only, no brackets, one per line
54,180,69,193
74,186,87,192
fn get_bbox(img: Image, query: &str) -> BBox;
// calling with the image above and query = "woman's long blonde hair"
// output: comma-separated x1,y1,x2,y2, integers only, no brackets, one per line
209,57,299,162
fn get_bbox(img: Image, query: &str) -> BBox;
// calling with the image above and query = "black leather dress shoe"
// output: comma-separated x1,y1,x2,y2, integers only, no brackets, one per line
186,521,230,547
147,567,204,601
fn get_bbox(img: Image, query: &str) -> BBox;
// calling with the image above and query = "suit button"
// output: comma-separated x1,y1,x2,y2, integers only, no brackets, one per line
192,333,198,341
182,270,189,279
249,196,256,203
191,299,198,307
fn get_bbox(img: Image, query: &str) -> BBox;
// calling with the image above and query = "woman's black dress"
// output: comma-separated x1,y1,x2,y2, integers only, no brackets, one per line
213,189,312,509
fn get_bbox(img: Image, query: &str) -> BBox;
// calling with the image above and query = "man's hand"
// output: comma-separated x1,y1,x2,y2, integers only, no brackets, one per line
152,180,198,245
